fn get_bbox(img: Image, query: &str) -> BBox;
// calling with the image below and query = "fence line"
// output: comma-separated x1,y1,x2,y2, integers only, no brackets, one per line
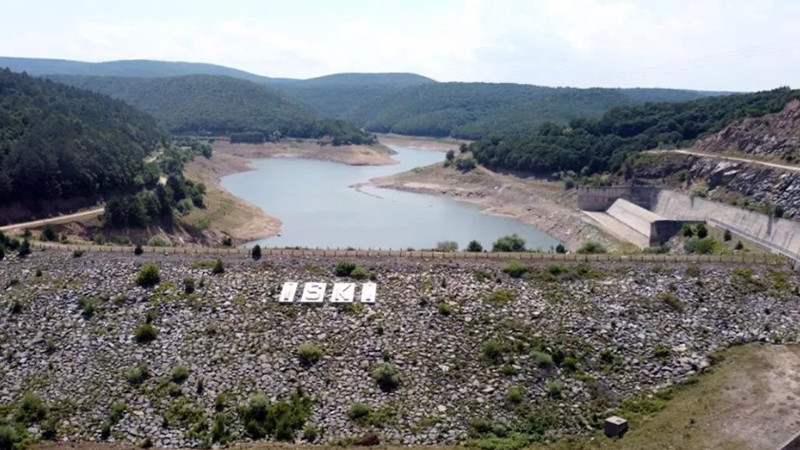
30,241,788,266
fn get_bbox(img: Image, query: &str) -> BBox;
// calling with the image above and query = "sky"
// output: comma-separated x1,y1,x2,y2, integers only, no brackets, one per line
2,0,799,91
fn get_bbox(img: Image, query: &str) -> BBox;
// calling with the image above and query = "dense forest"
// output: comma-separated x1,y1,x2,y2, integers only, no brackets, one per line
278,81,723,139
469,87,800,176
0,69,167,206
48,74,376,144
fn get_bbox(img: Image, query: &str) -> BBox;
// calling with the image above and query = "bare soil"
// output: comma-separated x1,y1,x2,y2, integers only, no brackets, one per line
211,140,398,166
367,162,619,251
376,133,466,152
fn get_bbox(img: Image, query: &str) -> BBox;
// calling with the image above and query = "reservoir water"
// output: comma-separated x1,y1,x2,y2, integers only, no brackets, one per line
221,146,561,250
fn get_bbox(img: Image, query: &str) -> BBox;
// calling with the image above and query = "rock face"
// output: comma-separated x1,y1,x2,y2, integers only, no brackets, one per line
695,99,800,161
1,252,799,448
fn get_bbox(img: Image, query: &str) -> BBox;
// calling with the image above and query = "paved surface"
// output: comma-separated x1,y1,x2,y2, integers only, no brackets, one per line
650,149,800,173
583,211,651,248
0,207,104,232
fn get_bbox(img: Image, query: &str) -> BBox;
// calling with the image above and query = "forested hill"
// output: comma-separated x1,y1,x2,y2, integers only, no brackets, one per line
277,82,723,139
469,87,799,176
0,69,167,205
0,57,287,84
49,74,375,143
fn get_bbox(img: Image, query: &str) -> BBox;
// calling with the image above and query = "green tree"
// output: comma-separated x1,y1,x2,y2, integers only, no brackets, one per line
466,240,483,252
696,223,708,239
492,234,526,252
252,245,262,260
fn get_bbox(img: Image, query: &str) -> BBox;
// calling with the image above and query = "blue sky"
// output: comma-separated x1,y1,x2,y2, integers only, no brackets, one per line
2,0,800,91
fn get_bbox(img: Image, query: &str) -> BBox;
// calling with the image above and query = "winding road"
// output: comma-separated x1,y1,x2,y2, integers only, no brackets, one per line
649,149,800,173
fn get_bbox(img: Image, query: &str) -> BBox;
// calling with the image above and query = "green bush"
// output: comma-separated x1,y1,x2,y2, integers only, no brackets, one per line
297,343,323,366
505,385,526,406
436,241,458,252
723,229,732,241
503,261,527,278
532,351,553,369
126,365,151,386
239,389,312,441
480,339,503,364
136,263,160,287
437,301,455,316
372,363,399,392
660,292,684,313
211,259,224,275
653,345,671,359
492,234,526,252
684,237,715,254
350,266,369,280
72,250,84,258
0,424,21,450
183,277,195,294
466,240,483,252
555,243,566,254
347,403,371,421
546,380,563,398
134,244,143,255
485,289,516,306
334,261,357,276
15,392,48,425
455,155,477,172
77,297,98,319
171,365,190,383
109,402,127,424
251,244,262,260
682,224,694,237
562,357,578,373
17,239,31,258
40,225,57,242
696,223,708,238
577,241,606,254
302,424,319,443
134,323,158,343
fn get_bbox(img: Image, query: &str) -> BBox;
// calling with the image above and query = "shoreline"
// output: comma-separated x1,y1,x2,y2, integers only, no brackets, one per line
366,163,620,251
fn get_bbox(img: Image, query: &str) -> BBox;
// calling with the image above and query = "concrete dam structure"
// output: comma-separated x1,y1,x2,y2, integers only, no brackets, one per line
579,186,800,264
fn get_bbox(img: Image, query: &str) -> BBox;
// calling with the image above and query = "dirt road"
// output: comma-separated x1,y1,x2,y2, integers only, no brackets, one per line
651,149,800,173
0,207,104,232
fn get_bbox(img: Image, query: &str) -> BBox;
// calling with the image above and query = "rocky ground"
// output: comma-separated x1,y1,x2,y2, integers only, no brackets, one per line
1,250,799,448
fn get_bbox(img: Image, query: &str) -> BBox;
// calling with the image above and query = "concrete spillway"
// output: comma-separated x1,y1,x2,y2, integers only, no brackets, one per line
584,199,665,249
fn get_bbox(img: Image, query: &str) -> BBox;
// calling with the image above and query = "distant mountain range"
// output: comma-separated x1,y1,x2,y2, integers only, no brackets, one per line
0,56,730,139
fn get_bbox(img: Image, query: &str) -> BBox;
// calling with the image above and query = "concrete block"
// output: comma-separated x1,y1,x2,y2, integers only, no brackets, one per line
604,416,628,438
361,282,377,303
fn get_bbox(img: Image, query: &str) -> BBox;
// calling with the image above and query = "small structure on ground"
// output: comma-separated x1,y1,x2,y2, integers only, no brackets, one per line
604,416,628,438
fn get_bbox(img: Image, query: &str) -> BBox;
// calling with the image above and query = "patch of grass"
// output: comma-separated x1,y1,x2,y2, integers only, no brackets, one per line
505,385,526,407
77,296,100,319
171,365,189,383
577,241,607,254
239,388,312,441
437,301,455,316
480,339,504,364
109,401,127,424
125,365,151,386
136,263,160,287
211,259,224,275
473,269,494,282
347,403,371,421
546,380,563,399
334,261,357,276
532,351,554,369
485,289,516,306
685,266,701,277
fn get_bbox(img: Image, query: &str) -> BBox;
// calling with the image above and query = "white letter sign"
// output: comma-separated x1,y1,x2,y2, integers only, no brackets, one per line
361,282,377,304
300,282,326,303
279,282,298,303
330,283,355,303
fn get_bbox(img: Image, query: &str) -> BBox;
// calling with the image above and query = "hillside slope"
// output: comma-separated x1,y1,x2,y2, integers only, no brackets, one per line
694,99,800,162
49,74,373,142
0,69,166,207
0,57,285,83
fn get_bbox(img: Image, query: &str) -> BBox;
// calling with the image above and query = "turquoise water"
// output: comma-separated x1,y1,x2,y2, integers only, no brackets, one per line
220,146,560,250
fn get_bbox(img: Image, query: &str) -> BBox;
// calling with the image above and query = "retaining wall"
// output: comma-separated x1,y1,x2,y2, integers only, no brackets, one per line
577,186,660,211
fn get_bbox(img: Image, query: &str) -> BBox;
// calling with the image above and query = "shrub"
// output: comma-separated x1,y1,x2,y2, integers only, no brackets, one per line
492,234,526,252
214,394,228,412
72,250,84,258
239,389,312,441
17,238,31,258
77,297,98,319
372,363,399,392
211,259,224,275
532,351,553,368
302,424,319,442
126,365,151,386
134,323,158,343
466,240,483,252
10,299,22,314
350,266,369,280
577,241,606,254
109,402,127,424
653,345,671,359
136,263,160,287
555,243,566,254
0,246,4,261
347,403,371,421
660,292,684,313
735,240,744,250
723,229,732,241
562,357,578,373
546,380,563,398
503,261,527,278
221,236,233,247
436,241,458,252
774,204,785,218
696,223,708,238
171,365,190,383
455,155,477,172
15,392,48,425
685,266,701,277
681,224,694,237
480,339,503,364
251,244,262,260
297,343,324,366
335,261,357,276
40,225,57,242
437,301,454,316
134,244,143,255
0,424,20,450
505,385,526,406
183,277,195,294
147,236,172,247
684,237,715,254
